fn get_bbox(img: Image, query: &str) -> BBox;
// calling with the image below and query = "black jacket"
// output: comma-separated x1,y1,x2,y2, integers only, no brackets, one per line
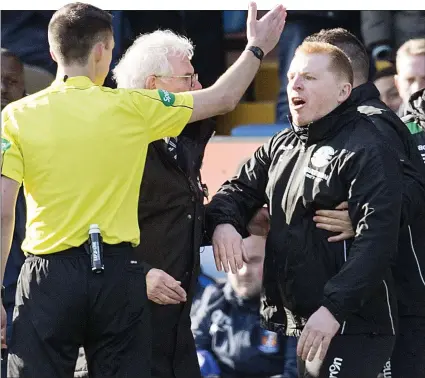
206,100,402,336
352,84,425,316
191,282,297,378
134,119,214,378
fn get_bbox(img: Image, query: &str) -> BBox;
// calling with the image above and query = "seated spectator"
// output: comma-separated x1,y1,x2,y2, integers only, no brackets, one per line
395,38,425,116
373,65,402,112
191,235,297,378
1,48,27,378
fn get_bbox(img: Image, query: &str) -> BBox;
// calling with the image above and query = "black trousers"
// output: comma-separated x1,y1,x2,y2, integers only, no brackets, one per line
297,334,395,378
383,315,425,378
7,244,151,378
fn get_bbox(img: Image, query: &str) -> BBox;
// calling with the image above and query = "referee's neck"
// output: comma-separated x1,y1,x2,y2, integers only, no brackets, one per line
56,65,97,84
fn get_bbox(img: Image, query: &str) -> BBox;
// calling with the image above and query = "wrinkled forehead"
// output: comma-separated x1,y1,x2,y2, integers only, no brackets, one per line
288,52,332,75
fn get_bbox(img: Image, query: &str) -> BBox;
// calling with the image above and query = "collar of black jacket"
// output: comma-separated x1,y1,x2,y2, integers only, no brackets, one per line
287,98,358,146
350,81,381,105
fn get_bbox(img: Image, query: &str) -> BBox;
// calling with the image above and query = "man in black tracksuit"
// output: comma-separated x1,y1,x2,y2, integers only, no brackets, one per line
306,29,425,377
206,42,403,378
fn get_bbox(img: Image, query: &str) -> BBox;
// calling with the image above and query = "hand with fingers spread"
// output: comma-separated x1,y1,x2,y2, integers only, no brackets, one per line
146,268,187,305
247,207,270,236
313,201,354,242
212,224,247,274
297,306,340,362
246,1,287,56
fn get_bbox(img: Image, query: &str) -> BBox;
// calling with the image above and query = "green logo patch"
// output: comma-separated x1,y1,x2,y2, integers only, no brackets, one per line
1,138,11,153
158,89,175,107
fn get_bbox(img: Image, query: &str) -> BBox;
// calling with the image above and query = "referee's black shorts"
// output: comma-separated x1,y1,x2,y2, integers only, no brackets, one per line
7,243,152,378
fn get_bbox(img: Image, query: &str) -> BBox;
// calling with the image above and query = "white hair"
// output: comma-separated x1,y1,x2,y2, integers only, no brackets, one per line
112,29,194,89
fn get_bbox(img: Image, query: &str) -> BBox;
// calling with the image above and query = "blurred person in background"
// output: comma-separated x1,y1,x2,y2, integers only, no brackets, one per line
0,48,27,378
1,48,26,110
1,11,56,74
191,235,297,378
373,65,402,112
395,38,425,116
361,11,425,70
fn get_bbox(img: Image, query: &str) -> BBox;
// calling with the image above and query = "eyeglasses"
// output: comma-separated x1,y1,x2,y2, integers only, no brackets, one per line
154,73,199,88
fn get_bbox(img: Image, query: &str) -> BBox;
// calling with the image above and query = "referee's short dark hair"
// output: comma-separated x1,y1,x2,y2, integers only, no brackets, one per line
304,28,369,85
48,2,113,66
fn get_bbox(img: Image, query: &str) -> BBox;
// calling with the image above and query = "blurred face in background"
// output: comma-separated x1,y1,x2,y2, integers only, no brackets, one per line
1,52,25,110
395,54,425,104
228,235,266,299
374,75,402,112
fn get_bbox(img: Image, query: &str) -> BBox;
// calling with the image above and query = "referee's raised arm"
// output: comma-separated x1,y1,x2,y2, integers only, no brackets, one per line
188,3,287,123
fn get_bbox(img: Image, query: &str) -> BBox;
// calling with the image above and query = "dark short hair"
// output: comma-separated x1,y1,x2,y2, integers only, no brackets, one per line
48,2,113,65
305,28,369,83
1,48,24,70
373,65,397,82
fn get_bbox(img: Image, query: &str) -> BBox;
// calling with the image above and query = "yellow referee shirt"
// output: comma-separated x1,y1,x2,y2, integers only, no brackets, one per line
1,76,193,255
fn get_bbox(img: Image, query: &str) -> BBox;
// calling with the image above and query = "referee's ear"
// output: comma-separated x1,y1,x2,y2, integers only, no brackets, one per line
145,75,157,90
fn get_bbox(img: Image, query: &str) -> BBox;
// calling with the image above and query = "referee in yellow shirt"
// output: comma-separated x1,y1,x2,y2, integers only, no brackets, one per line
0,2,286,377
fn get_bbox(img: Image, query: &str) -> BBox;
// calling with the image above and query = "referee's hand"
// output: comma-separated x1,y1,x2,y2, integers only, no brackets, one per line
146,268,187,305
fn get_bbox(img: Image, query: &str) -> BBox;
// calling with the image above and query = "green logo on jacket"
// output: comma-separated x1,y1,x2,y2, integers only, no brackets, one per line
158,89,175,107
1,138,11,153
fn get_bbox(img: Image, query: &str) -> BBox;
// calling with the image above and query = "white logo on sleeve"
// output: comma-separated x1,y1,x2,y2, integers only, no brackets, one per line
357,105,386,115
311,146,336,168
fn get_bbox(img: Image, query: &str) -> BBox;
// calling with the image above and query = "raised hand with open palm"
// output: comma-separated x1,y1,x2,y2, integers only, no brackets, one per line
246,2,287,56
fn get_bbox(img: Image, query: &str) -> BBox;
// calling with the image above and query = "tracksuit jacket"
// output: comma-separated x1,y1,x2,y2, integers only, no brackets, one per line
206,99,403,337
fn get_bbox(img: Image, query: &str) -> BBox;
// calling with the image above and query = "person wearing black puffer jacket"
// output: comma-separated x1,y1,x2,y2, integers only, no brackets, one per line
306,29,425,378
206,41,402,378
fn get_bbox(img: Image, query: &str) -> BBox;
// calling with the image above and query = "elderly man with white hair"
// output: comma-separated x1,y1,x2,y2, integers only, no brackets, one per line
74,29,216,378
114,29,211,378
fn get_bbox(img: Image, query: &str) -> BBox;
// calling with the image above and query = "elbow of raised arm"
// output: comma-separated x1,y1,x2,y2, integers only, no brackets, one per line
216,93,238,115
